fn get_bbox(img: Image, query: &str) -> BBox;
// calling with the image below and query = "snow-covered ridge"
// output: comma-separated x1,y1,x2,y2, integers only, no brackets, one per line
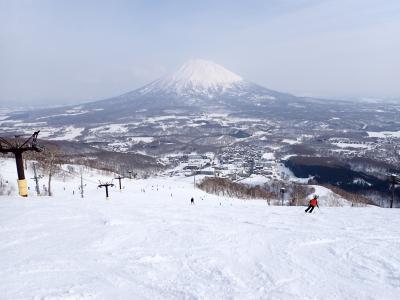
140,59,244,96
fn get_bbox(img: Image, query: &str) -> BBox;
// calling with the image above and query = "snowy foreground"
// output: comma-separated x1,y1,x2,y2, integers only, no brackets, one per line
1,163,400,299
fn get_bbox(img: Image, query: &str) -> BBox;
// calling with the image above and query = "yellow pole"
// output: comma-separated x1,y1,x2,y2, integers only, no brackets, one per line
18,179,28,197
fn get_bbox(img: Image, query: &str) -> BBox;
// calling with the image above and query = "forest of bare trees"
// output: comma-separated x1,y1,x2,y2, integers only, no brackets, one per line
36,145,62,196
197,177,315,205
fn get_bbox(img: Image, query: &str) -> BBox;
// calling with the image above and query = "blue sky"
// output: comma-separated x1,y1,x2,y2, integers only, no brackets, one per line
1,0,399,105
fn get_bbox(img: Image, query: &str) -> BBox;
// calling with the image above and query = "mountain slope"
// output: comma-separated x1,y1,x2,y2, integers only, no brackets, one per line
7,59,299,125
1,158,399,299
140,59,244,96
90,59,293,110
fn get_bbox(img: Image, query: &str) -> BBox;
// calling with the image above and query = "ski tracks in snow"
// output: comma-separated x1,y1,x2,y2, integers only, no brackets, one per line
0,176,400,299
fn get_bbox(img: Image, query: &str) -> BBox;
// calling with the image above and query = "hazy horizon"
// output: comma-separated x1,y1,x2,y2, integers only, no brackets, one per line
1,0,400,107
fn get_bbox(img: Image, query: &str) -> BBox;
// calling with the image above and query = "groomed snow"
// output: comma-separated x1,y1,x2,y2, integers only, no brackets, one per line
311,185,352,207
1,159,400,299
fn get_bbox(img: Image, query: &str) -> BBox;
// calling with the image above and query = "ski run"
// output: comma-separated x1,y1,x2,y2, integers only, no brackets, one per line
1,158,400,300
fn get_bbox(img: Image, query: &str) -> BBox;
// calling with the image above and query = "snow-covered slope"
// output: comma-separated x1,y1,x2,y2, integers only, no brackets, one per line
99,59,292,113
133,59,285,104
311,185,352,206
139,59,243,96
1,159,400,299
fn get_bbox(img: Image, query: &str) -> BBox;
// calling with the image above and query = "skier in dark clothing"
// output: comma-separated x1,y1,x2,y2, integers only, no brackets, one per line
190,197,194,205
305,195,319,213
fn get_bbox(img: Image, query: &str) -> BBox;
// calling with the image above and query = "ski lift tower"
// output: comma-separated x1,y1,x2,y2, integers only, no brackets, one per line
280,187,286,206
0,131,43,197
114,175,124,190
98,180,114,199
388,174,400,208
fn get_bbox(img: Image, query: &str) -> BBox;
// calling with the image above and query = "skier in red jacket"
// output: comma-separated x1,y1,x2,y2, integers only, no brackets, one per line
305,195,319,213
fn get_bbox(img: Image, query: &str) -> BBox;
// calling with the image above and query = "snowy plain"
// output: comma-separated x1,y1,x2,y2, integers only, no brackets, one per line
1,159,400,300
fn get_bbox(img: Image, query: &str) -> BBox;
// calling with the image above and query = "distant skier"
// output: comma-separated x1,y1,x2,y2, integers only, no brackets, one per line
191,197,194,205
305,195,319,213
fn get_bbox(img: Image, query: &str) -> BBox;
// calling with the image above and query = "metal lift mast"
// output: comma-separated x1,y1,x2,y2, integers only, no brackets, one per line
0,131,42,197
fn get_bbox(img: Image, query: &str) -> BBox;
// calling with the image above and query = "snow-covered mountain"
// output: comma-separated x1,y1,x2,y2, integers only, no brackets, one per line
139,59,244,97
6,59,308,124
79,59,296,117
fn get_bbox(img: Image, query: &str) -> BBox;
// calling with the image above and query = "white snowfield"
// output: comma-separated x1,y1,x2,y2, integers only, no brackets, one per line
141,59,244,96
1,160,400,300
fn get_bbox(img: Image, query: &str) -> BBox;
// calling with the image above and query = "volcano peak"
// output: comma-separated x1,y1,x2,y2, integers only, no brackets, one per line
141,59,244,96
